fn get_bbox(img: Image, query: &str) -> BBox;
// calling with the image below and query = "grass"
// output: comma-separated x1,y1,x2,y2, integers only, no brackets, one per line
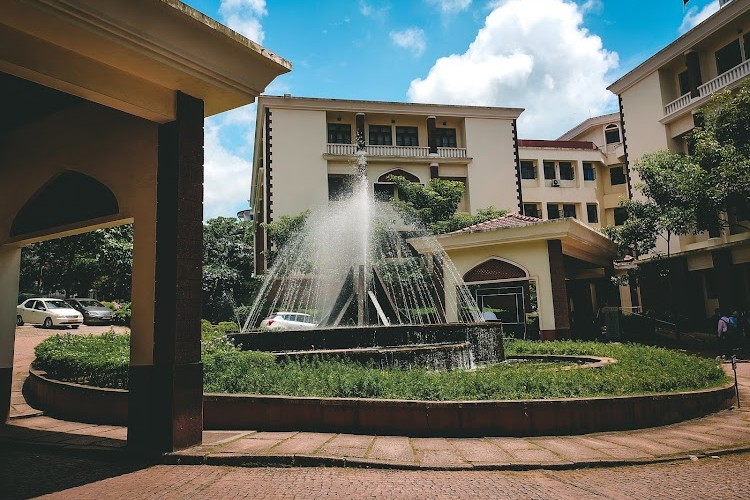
33,332,728,401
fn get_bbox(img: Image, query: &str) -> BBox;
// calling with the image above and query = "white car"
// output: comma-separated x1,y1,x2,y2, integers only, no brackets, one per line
259,312,317,331
17,298,84,329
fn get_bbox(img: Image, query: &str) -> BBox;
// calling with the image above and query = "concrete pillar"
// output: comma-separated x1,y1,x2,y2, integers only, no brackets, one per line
128,91,204,453
0,246,21,422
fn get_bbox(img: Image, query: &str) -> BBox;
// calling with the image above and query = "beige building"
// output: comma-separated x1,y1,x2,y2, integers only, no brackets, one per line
608,0,750,320
251,96,525,273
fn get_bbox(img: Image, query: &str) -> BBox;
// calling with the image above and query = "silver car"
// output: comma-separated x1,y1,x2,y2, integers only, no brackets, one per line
67,298,114,325
16,298,83,329
260,312,317,331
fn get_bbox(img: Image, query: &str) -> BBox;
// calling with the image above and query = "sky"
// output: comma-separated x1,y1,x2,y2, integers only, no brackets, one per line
181,0,726,221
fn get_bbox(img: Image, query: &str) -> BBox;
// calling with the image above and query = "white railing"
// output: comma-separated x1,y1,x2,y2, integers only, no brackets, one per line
663,59,750,116
699,58,750,97
664,93,692,115
326,144,468,159
437,147,467,158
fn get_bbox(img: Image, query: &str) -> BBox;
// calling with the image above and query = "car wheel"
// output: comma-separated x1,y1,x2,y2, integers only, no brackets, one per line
70,325,79,330
43,317,53,329
16,315,24,326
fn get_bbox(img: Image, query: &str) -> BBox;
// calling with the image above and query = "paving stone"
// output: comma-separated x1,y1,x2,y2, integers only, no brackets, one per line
411,438,454,451
415,449,468,467
219,438,280,454
367,436,414,463
450,439,513,464
269,432,334,455
532,438,611,461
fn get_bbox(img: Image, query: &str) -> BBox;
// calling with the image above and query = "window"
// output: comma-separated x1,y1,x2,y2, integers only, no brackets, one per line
715,39,742,75
678,70,690,96
327,123,351,144
586,204,599,223
435,128,457,148
396,126,419,146
368,125,392,145
559,161,574,180
543,161,556,180
614,207,628,226
328,174,353,201
520,160,536,179
605,124,621,144
610,166,626,186
583,162,596,181
547,203,560,219
374,183,396,201
562,204,576,218
523,203,540,218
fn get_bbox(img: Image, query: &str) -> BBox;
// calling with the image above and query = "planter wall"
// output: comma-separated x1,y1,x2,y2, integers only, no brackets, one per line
26,369,736,436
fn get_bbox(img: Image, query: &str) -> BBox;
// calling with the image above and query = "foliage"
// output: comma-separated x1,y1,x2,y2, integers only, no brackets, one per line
35,334,727,400
20,225,133,300
387,175,506,234
202,217,258,324
262,211,309,263
606,81,750,258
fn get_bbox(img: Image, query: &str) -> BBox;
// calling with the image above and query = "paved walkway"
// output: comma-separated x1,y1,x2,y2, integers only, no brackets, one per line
4,325,750,471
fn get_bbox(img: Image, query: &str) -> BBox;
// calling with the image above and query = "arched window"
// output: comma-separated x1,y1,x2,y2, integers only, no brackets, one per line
604,123,621,144
464,258,528,283
375,169,419,201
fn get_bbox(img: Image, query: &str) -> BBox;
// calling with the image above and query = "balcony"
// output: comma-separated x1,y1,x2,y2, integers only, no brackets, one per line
663,59,750,117
326,143,467,159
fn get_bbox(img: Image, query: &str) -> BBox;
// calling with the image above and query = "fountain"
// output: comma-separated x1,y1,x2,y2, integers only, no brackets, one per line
234,149,504,369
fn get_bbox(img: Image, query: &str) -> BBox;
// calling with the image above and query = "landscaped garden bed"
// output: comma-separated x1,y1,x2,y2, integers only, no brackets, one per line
33,329,728,401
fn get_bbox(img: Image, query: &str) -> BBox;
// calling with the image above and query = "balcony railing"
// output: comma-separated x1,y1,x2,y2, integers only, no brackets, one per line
663,59,750,116
326,144,467,159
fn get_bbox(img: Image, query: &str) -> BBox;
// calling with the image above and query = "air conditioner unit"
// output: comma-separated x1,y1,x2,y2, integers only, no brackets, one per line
552,179,560,187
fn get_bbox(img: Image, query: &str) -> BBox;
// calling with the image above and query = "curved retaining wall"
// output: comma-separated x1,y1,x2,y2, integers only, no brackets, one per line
25,368,736,436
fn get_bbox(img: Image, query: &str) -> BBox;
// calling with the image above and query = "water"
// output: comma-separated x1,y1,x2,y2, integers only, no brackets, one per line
242,150,483,332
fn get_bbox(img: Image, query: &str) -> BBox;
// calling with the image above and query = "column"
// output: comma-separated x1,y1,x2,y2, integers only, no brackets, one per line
128,91,204,452
546,240,570,340
0,246,21,422
356,113,365,151
685,50,703,98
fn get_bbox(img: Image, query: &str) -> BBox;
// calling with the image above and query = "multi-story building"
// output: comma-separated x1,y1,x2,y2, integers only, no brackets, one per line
608,0,750,321
251,95,524,273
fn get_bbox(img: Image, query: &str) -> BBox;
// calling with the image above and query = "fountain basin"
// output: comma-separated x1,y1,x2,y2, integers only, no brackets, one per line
228,323,505,369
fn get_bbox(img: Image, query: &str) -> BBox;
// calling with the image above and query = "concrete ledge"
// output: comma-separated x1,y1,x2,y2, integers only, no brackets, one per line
26,367,736,436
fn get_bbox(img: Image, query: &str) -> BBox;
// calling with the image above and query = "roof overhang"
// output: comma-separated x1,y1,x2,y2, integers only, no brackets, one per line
412,218,617,268
0,0,291,123
556,113,620,141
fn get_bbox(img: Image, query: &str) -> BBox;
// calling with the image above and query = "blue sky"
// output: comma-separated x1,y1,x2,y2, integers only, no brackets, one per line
183,0,725,220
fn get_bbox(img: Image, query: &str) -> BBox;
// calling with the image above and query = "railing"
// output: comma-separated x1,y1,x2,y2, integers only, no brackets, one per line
326,144,468,159
663,59,750,116
699,58,750,97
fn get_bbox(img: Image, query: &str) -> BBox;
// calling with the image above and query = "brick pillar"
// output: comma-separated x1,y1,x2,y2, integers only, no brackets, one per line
0,246,21,423
128,91,204,453
685,50,703,98
545,239,570,340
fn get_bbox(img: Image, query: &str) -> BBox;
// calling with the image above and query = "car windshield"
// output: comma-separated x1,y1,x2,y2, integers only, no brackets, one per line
45,300,73,309
79,299,104,307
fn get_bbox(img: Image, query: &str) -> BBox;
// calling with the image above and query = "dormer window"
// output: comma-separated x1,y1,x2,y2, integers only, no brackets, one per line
605,123,621,144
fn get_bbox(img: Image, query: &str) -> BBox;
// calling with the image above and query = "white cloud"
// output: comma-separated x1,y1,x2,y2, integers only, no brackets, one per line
390,28,427,57
219,0,267,43
359,1,389,20
407,0,618,138
679,1,720,34
203,105,257,220
426,0,472,15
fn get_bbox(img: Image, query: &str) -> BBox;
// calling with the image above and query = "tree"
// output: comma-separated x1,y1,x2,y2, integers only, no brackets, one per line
387,176,506,234
262,210,309,265
605,81,750,258
202,217,257,323
19,225,133,300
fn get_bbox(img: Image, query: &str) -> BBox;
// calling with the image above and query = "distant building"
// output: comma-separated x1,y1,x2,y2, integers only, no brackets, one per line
236,209,253,222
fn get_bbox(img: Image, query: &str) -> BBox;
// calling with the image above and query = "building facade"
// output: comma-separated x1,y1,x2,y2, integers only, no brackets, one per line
608,0,750,321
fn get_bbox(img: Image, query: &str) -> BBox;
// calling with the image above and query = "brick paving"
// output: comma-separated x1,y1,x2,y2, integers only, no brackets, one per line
3,448,750,499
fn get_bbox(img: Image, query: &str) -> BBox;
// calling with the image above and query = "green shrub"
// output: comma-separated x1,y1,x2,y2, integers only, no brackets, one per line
33,335,728,400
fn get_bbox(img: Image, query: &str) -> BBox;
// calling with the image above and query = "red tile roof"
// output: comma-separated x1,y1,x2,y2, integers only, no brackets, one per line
453,212,544,234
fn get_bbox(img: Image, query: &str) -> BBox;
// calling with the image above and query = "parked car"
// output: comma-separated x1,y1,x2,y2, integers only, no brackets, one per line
16,298,83,329
259,312,317,330
67,298,114,325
